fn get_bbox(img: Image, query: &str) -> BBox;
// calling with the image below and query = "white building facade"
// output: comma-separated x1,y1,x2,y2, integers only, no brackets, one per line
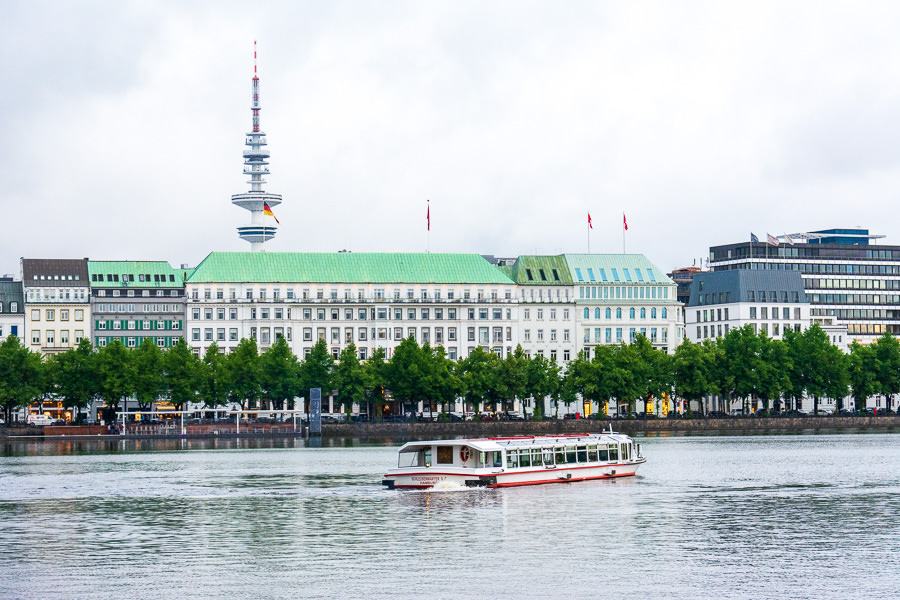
183,252,519,361
686,270,813,344
22,259,91,355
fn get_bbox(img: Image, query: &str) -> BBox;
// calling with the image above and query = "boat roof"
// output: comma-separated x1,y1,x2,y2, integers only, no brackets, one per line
396,433,633,453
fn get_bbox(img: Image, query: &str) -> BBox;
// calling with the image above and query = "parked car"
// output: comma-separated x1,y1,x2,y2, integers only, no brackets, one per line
26,414,55,427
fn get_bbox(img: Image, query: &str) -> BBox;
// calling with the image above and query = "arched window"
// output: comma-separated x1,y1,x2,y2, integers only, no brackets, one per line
594,308,601,319
630,308,636,319
651,308,657,319
662,308,667,319
584,307,589,319
640,308,646,319
616,308,622,319
606,307,611,319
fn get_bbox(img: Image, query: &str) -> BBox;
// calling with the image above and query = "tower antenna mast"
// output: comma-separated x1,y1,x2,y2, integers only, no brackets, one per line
232,40,283,251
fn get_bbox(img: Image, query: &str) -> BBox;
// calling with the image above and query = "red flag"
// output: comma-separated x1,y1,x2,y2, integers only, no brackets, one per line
588,212,593,229
623,213,628,231
427,202,430,231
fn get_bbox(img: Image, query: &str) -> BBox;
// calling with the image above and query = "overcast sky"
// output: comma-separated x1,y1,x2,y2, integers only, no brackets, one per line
3,1,900,278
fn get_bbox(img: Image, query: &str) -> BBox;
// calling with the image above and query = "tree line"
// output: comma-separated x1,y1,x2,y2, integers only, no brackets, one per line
1,323,898,423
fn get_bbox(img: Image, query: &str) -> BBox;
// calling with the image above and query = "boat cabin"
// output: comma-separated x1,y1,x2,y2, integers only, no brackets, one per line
395,435,639,470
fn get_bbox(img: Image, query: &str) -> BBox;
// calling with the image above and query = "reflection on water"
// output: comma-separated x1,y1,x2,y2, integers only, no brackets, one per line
1,434,899,600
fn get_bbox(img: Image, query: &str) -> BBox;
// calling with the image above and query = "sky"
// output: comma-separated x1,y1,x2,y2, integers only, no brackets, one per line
3,1,900,278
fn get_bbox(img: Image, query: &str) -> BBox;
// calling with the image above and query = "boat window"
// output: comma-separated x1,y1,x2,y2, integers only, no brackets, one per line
519,450,531,468
490,451,503,467
588,445,599,462
508,452,519,469
608,444,618,462
576,445,588,463
437,446,454,464
398,449,419,468
543,448,554,465
531,449,543,466
423,448,432,467
599,447,609,462
566,446,577,464
555,447,566,465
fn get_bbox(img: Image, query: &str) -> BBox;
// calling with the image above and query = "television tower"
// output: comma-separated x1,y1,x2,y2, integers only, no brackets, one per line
232,41,282,251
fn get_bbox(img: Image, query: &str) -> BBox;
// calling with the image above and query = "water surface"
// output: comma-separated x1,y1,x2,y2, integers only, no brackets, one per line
1,434,898,599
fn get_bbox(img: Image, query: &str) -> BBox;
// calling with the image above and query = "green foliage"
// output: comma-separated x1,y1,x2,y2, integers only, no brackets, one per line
96,339,133,411
297,339,333,411
848,342,876,411
48,339,98,417
163,338,200,410
457,346,500,413
132,339,164,410
872,333,900,411
226,337,261,409
334,344,367,421
0,336,43,421
260,336,300,407
199,342,230,408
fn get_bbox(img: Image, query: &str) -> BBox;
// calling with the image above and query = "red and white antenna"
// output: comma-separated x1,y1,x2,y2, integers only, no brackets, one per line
252,40,260,133
232,41,283,251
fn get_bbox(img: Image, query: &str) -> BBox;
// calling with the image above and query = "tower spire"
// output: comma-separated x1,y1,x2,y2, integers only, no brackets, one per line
232,41,282,251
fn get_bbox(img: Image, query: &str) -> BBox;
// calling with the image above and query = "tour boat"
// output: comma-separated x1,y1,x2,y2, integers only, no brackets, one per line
381,429,645,489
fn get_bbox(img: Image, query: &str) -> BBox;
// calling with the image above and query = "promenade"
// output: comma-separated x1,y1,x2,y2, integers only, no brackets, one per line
3,415,900,439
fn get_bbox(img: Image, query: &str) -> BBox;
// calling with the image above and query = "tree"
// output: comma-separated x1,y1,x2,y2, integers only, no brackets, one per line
259,336,299,412
0,336,43,423
132,339,164,411
333,344,367,421
608,343,642,417
384,337,428,415
495,346,528,414
798,324,837,415
872,333,900,413
524,354,556,418
297,339,334,413
782,328,805,412
364,347,388,421
199,342,230,410
423,344,462,415
673,339,711,415
227,337,261,410
457,346,500,416
632,335,670,415
96,339,133,415
719,325,762,415
47,339,98,421
756,337,792,413
163,338,200,411
847,342,876,412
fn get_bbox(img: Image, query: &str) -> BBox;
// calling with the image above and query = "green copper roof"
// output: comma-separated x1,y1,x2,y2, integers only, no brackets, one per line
506,255,574,285
88,261,185,288
187,252,516,284
562,254,675,285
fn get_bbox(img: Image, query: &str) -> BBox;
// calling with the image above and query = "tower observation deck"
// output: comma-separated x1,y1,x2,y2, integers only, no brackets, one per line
233,42,281,251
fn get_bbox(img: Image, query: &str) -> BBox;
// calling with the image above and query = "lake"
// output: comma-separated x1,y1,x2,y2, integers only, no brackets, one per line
1,433,898,599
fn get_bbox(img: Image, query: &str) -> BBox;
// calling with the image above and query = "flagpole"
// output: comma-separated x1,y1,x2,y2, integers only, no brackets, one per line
622,212,626,254
427,199,430,253
587,212,591,253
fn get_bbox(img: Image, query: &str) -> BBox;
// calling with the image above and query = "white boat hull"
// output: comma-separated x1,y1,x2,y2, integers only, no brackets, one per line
384,459,645,489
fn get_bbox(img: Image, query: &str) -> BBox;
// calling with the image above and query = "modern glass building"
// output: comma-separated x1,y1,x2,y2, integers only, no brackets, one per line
709,228,900,344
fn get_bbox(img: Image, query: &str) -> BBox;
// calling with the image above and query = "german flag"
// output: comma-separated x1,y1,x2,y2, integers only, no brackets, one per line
263,202,280,223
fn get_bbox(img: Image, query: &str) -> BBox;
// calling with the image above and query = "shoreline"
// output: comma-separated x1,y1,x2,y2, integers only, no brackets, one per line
3,415,900,440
